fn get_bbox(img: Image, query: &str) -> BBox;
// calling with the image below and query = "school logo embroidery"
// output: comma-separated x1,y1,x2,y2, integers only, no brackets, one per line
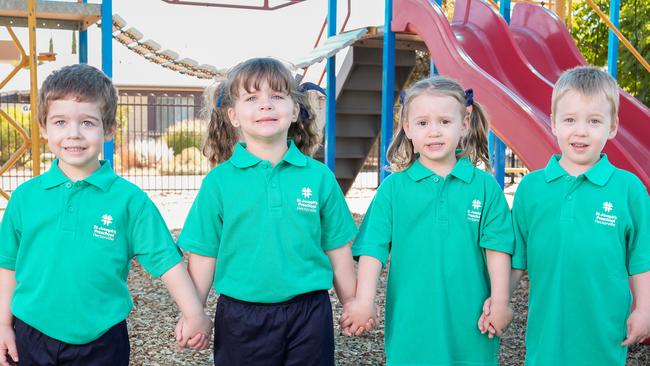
301,187,313,199
595,201,617,227
297,187,318,213
101,214,113,226
93,213,117,241
467,199,482,222
602,201,613,213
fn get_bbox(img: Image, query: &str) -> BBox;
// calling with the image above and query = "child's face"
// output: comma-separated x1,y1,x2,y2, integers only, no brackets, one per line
41,98,114,180
552,89,617,174
227,79,299,146
403,93,468,170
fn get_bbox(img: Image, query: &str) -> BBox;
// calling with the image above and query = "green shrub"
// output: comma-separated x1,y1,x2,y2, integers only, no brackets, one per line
0,105,32,166
163,119,207,155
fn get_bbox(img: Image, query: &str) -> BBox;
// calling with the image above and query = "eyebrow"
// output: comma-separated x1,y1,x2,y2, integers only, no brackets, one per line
48,114,101,121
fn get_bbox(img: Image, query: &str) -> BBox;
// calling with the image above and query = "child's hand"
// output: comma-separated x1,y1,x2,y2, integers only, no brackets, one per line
0,324,18,366
477,297,497,338
175,312,212,350
339,298,378,337
485,299,513,338
622,309,650,346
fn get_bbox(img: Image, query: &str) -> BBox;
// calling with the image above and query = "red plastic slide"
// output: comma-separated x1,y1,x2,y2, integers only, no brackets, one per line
393,0,650,188
392,0,556,171
510,3,650,188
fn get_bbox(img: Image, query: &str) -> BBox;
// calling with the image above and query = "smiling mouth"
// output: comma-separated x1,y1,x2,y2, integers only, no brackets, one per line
64,147,87,152
256,118,277,123
570,143,589,149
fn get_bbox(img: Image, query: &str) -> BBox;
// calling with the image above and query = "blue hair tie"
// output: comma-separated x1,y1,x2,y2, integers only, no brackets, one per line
399,90,406,105
297,82,326,121
298,82,326,95
215,84,226,108
465,88,474,107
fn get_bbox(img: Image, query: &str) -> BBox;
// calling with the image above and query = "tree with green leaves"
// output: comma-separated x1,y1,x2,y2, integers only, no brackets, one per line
571,0,650,107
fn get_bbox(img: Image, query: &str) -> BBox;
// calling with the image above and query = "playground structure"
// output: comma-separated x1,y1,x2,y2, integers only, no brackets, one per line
0,0,649,197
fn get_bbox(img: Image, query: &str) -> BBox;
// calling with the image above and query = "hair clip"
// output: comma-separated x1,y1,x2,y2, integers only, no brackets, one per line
465,88,474,107
297,82,326,122
215,83,226,108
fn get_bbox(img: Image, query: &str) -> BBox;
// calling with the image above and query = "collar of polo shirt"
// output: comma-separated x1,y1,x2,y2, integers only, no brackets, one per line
41,159,118,192
230,140,307,169
406,152,474,183
544,154,615,186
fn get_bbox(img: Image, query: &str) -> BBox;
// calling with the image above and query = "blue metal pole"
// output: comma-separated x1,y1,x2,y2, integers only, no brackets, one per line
430,0,442,76
79,0,88,64
488,0,510,189
101,0,114,167
325,0,337,172
380,0,395,182
607,0,620,78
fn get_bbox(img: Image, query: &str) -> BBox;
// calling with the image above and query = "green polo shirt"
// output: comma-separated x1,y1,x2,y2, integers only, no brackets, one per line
0,160,182,344
178,141,357,303
352,157,514,366
511,154,650,366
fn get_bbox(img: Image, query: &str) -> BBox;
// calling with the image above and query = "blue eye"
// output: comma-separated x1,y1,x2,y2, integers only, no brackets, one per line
53,120,65,126
81,120,95,127
245,96,256,102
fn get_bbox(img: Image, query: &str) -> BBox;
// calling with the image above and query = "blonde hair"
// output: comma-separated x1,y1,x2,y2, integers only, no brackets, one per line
552,66,620,122
201,58,321,166
386,76,490,172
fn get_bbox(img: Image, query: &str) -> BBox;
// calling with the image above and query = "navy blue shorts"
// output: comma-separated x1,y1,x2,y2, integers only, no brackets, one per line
214,290,335,366
14,317,129,366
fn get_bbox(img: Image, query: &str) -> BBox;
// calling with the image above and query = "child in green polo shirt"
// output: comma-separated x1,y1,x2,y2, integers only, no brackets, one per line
343,76,515,365
0,64,212,366
175,57,359,365
504,66,650,365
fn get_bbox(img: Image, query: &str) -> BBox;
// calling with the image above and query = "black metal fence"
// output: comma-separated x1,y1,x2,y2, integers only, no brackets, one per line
1,93,524,194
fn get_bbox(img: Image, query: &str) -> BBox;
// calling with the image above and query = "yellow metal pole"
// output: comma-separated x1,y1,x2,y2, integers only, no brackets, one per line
567,0,573,28
28,0,40,176
585,0,650,75
554,0,566,24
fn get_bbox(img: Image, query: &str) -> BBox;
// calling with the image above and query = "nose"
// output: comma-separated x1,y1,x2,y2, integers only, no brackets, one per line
66,122,82,138
258,95,273,110
574,120,589,135
428,123,442,136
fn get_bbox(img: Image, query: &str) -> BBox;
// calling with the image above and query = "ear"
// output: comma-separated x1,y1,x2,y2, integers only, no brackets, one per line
402,120,412,139
461,108,471,136
608,117,619,140
40,124,48,140
227,107,239,128
292,102,299,123
550,114,558,136
104,124,116,141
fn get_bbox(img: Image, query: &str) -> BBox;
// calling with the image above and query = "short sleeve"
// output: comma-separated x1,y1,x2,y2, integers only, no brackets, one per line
352,179,393,266
320,171,357,251
177,174,223,257
130,196,182,278
479,178,515,254
0,192,22,270
511,181,529,270
626,181,650,276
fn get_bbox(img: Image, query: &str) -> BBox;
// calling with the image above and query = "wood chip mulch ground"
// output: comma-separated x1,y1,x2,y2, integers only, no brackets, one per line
125,226,650,365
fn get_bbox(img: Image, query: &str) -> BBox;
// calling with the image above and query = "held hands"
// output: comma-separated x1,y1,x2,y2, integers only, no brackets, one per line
622,309,650,346
174,312,213,351
339,298,379,337
478,297,513,339
0,324,18,366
